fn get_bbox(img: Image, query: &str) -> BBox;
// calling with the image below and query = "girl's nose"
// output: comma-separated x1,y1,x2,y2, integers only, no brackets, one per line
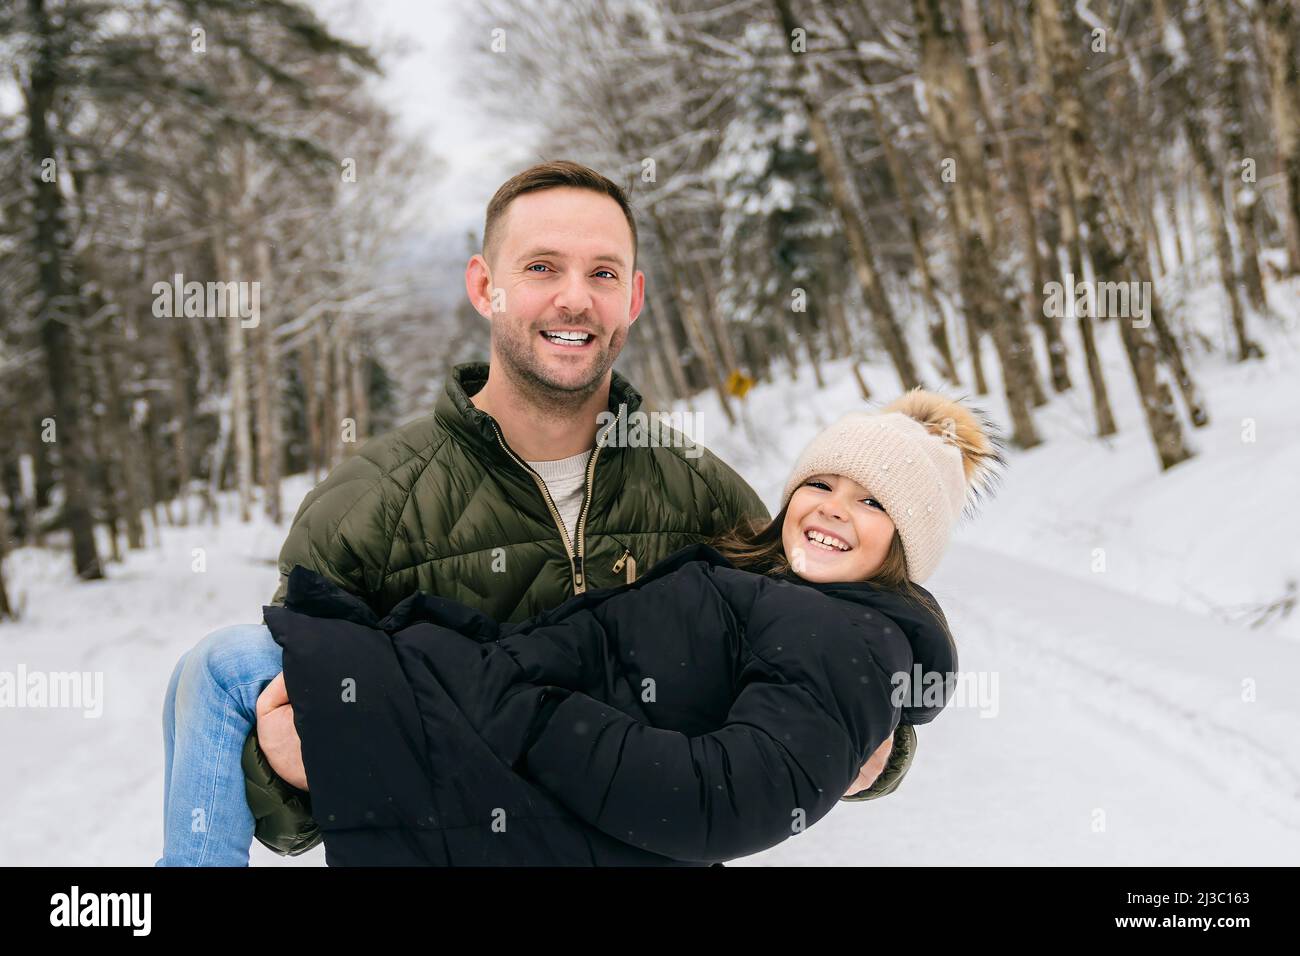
819,500,847,522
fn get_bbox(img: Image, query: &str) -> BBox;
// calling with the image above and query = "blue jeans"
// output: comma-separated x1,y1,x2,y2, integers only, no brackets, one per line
155,624,283,866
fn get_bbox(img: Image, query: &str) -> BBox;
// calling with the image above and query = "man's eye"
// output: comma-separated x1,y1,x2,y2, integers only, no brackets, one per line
527,263,550,273
594,270,616,279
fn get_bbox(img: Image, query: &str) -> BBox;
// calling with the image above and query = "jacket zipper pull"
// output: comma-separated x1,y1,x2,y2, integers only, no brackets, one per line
612,548,637,584
573,553,584,590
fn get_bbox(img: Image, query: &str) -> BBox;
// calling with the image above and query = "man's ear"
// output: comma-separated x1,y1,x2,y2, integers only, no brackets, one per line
465,254,495,319
627,269,646,326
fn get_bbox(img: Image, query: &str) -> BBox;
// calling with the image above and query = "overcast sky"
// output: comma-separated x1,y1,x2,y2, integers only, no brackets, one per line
311,0,542,243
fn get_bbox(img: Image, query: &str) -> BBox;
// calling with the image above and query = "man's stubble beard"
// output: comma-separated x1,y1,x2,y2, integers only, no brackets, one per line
494,317,628,415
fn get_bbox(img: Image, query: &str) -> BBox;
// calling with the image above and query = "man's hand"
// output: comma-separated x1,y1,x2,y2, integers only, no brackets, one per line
843,732,893,797
256,671,309,792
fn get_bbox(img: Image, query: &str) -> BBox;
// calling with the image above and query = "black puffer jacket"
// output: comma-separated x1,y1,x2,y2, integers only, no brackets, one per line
266,543,957,865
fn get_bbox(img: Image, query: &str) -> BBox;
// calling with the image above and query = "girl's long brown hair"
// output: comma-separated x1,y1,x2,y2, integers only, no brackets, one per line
709,498,953,642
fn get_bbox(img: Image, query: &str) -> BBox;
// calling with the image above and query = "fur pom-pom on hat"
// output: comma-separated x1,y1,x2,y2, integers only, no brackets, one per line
880,388,1007,523
780,388,1006,582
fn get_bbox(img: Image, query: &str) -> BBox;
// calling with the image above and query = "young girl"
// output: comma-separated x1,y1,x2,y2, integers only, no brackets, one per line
160,388,1002,865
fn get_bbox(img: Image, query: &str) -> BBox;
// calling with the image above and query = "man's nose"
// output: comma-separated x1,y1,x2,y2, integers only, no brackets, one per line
553,269,594,316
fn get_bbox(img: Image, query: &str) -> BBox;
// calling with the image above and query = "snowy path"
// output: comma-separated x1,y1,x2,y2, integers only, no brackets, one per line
0,504,327,866
740,541,1300,865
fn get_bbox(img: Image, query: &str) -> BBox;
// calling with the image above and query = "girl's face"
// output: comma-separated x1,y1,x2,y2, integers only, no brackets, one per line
781,473,897,583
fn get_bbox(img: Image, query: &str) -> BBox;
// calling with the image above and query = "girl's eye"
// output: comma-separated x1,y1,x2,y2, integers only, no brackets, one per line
805,479,883,511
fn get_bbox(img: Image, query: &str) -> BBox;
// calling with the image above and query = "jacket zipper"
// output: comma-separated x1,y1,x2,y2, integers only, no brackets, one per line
573,418,618,591
488,417,615,595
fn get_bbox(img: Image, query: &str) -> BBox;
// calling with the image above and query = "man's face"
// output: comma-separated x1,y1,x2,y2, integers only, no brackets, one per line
467,186,644,399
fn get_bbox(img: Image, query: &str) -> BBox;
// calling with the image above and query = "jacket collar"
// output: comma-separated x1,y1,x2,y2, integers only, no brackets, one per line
436,361,644,464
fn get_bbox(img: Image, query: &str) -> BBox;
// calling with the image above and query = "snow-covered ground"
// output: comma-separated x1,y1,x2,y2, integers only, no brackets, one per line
1,274,1297,866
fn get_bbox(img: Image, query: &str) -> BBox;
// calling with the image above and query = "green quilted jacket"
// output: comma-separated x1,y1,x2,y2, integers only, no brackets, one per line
243,361,915,857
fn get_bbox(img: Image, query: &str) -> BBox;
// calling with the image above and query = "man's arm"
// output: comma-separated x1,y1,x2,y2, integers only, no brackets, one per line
242,727,321,855
839,722,917,801
248,444,399,854
266,451,390,609
693,446,772,537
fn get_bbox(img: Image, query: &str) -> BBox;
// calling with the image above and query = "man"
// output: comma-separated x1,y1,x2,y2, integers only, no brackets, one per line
159,160,897,865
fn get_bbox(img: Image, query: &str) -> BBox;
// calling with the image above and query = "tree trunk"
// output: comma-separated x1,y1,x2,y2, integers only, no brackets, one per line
793,300,826,390
646,209,737,423
318,318,336,470
252,236,282,523
84,334,121,563
1124,224,1212,427
137,400,169,540
19,453,40,547
1152,0,1262,361
687,255,740,376
1257,0,1300,273
1077,309,1117,438
350,339,371,450
91,301,146,549
166,319,193,526
24,0,103,579
824,1,959,384
334,315,351,460
225,293,255,521
772,0,922,392
962,0,1068,395
301,338,321,481
1162,189,1186,269
642,336,675,411
206,178,255,522
1033,0,1192,468
0,498,14,620
911,0,1040,446
645,297,691,400
1207,0,1269,313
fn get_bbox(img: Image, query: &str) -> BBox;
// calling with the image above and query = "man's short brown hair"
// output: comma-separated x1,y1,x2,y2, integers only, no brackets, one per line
482,160,638,270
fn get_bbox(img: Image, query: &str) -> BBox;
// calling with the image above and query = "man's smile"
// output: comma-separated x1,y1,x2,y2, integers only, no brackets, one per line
539,328,596,349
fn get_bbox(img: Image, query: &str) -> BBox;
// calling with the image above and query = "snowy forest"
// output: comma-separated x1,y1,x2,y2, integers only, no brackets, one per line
1,0,1299,867
459,0,1299,462
3,0,1299,596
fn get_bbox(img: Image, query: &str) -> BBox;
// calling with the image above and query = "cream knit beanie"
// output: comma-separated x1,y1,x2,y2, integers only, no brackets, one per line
779,388,1005,583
